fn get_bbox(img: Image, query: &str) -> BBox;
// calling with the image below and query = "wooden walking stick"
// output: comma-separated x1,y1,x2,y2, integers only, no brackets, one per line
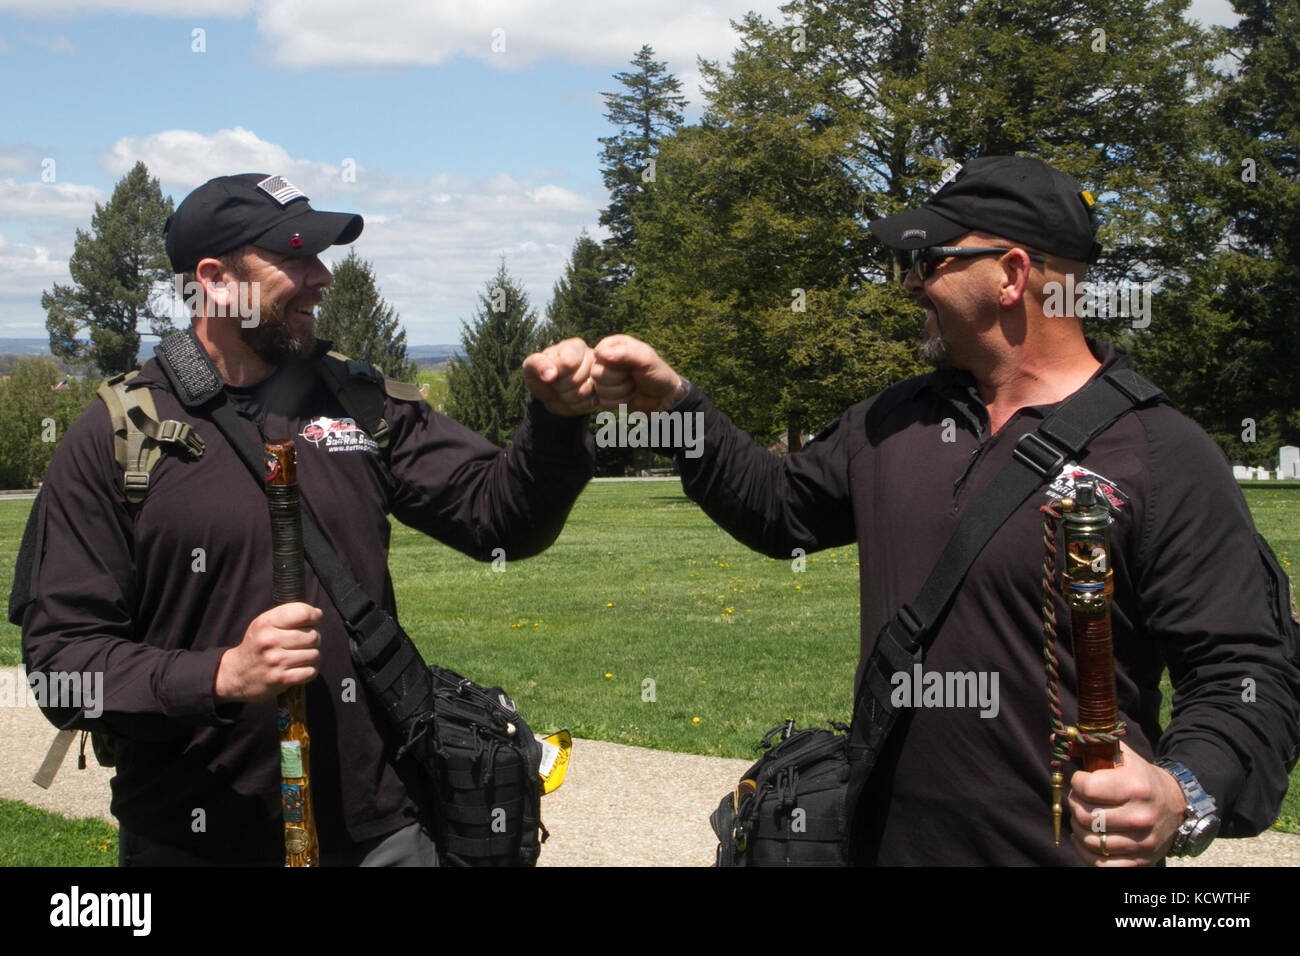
1061,481,1124,774
265,439,320,867
1042,480,1125,845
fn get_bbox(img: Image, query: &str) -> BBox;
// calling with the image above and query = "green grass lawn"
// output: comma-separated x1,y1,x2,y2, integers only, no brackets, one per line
1,481,1298,832
388,483,861,755
0,799,117,866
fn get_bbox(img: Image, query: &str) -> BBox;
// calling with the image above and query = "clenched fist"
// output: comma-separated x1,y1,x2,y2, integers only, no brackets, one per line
591,335,687,414
1066,741,1188,866
522,338,599,416
215,602,323,704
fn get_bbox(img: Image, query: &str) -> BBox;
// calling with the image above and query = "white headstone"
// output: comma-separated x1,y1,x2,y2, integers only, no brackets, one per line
1233,465,1252,481
1278,446,1300,479
1256,467,1271,480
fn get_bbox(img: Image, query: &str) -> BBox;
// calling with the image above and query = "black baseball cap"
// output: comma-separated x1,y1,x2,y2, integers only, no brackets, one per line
164,173,364,273
869,156,1102,263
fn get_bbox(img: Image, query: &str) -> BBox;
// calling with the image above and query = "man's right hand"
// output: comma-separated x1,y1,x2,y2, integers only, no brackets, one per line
214,603,323,704
591,335,687,413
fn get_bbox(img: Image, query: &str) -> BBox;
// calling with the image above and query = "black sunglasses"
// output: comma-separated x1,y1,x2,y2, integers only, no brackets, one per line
908,246,1046,280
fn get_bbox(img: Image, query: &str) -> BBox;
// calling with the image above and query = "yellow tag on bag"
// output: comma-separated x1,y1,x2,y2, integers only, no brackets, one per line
536,730,573,795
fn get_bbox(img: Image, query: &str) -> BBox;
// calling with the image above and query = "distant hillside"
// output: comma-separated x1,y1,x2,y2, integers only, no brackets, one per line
0,338,56,357
0,338,462,367
407,345,463,368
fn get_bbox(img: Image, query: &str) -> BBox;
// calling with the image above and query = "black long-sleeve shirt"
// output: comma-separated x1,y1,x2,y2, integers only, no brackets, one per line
675,339,1300,865
16,343,594,862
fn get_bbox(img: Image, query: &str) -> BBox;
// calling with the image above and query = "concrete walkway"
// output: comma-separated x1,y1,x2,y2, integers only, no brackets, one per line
2,666,1296,866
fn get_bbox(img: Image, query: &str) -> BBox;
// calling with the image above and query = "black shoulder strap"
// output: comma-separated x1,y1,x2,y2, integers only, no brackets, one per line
316,351,392,449
206,393,433,729
155,328,225,407
848,368,1164,784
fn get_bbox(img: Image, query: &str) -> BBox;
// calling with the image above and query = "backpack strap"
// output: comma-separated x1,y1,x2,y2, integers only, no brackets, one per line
315,350,425,450
97,370,205,504
33,368,208,784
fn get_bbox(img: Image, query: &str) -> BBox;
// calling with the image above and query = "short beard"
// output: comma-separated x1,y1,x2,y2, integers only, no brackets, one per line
239,296,316,366
918,333,952,368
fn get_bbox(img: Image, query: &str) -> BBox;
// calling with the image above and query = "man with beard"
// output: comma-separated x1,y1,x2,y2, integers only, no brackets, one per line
587,156,1300,865
14,173,600,865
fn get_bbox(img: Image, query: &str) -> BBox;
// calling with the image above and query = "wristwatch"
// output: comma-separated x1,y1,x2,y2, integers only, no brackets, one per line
1155,759,1221,857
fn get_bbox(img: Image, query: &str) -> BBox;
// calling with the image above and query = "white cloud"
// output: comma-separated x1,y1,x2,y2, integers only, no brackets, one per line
100,126,346,195
527,184,589,211
0,145,50,176
347,171,604,342
0,1,253,16
91,127,602,342
0,232,73,335
250,1,778,72
0,0,1245,67
0,178,103,221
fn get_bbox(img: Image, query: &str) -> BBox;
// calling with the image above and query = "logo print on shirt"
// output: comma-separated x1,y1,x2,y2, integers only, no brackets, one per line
299,417,379,455
1045,463,1128,509
1046,462,1128,509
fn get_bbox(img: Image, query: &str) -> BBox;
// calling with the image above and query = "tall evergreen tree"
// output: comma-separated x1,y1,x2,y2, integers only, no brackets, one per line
544,231,636,475
42,161,175,376
545,232,618,345
598,45,688,282
314,250,417,381
445,259,542,448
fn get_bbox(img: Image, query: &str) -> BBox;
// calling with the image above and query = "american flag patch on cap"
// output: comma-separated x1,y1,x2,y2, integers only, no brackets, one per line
256,175,307,206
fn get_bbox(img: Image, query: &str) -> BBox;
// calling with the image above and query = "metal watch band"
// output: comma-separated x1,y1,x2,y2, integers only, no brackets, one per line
668,377,691,408
1156,759,1220,857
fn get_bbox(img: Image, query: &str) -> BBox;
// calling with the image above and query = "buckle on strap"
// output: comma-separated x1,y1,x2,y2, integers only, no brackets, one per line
1012,431,1066,478
873,603,925,675
157,419,205,458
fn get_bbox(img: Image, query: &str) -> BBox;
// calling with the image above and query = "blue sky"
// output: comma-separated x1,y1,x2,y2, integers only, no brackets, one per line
0,0,1240,346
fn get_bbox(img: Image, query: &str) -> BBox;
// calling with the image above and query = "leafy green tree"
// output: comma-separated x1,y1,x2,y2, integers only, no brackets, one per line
1214,0,1300,450
0,360,100,488
1126,0,1300,459
445,260,542,447
314,250,417,381
42,161,174,377
627,18,924,445
623,0,1229,445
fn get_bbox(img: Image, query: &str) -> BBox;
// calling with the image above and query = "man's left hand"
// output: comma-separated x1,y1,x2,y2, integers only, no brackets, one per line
1066,741,1188,866
522,338,598,416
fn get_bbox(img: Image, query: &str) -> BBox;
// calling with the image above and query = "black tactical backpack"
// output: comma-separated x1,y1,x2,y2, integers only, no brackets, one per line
392,664,546,867
710,719,853,867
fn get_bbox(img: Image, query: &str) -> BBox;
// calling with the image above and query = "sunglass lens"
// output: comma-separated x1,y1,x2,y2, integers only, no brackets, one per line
910,249,929,279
